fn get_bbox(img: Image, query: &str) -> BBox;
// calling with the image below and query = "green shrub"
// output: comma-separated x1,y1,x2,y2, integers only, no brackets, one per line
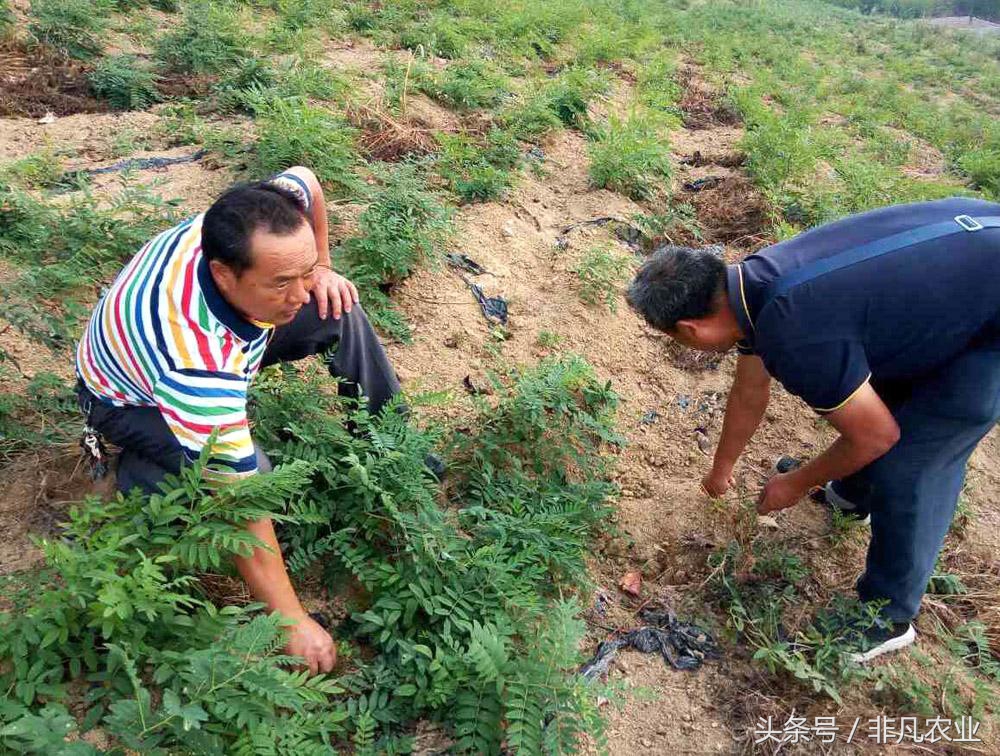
544,67,610,128
345,2,377,31
28,0,111,59
436,128,522,203
588,114,672,200
0,371,76,461
271,0,333,31
959,149,1000,199
0,151,65,190
89,54,161,110
571,246,633,312
0,351,620,751
218,59,345,113
398,16,469,59
501,91,564,141
341,162,452,284
0,182,180,351
423,60,510,111
155,0,252,75
251,98,360,198
0,0,14,35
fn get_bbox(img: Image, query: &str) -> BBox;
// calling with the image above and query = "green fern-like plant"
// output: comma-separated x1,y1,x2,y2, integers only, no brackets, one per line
89,54,161,110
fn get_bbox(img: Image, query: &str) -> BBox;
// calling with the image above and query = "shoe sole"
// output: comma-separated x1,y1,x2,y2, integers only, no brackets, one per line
847,624,916,664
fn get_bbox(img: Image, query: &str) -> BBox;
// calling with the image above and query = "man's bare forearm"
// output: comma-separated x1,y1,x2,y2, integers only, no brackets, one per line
233,518,307,620
784,434,888,495
784,384,900,495
713,355,771,473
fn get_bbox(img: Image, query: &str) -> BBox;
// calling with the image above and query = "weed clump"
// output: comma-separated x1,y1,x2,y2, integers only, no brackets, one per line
28,0,109,59
959,149,1000,199
588,114,672,200
572,246,633,312
436,129,522,203
251,98,359,198
89,54,161,111
341,162,452,285
423,60,510,111
155,0,253,75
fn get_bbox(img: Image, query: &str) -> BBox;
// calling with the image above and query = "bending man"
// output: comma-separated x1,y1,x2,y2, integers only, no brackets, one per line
76,167,404,675
626,197,1000,662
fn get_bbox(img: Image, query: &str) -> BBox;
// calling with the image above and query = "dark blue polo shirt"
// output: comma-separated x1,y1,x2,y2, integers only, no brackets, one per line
729,197,1000,412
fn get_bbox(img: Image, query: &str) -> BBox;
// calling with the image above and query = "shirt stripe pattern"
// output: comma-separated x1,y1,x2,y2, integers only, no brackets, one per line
76,171,311,478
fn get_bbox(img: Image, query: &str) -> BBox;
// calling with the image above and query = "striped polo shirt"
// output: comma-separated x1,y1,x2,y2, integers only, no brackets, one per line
76,171,312,478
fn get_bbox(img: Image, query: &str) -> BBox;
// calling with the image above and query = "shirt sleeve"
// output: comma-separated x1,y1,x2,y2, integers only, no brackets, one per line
152,368,258,480
268,170,313,212
762,339,872,413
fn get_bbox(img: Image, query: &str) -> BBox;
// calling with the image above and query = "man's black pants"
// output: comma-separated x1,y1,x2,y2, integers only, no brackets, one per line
77,298,401,495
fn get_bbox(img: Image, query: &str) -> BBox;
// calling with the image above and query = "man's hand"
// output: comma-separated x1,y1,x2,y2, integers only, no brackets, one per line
312,266,359,320
755,472,809,514
284,614,337,676
701,465,735,498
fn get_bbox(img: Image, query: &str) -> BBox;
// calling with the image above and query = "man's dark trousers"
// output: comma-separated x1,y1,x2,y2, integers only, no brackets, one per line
831,332,1000,622
76,297,400,495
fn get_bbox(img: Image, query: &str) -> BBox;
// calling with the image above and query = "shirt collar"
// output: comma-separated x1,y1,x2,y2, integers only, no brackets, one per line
197,253,268,342
726,263,755,348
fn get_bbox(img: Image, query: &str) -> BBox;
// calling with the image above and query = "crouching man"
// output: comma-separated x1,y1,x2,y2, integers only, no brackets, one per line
75,167,405,675
626,197,1000,662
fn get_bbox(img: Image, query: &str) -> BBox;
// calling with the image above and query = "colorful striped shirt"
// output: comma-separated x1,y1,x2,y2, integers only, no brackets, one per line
75,171,312,479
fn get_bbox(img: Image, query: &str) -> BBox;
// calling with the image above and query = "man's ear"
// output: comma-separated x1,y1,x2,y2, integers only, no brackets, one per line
674,318,700,341
209,258,240,294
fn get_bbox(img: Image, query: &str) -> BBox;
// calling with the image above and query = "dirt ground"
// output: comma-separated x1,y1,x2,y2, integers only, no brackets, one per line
1,36,999,756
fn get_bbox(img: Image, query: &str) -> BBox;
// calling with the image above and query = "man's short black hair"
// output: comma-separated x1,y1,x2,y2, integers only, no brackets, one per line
202,181,310,275
626,245,726,331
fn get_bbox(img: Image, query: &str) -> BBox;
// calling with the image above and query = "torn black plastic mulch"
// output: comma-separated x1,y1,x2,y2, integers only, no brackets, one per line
580,605,719,680
445,252,489,276
467,280,508,325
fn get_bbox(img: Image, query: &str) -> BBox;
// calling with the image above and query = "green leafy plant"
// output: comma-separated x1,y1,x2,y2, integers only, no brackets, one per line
422,60,510,110
28,0,110,59
436,128,522,203
588,114,672,200
959,149,1000,199
0,151,65,190
155,0,252,75
544,67,610,129
0,0,14,36
250,98,360,197
341,162,452,285
572,246,633,312
89,54,161,110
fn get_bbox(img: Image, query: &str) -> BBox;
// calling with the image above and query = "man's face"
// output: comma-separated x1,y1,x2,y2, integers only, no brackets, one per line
214,222,318,326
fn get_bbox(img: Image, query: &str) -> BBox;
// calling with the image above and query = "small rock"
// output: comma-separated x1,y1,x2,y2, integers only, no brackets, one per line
757,514,780,529
38,112,57,124
444,335,460,348
501,223,515,238
617,659,629,673
641,739,653,748
695,430,711,454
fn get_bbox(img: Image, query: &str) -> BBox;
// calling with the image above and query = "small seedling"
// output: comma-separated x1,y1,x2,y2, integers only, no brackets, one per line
572,246,633,312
